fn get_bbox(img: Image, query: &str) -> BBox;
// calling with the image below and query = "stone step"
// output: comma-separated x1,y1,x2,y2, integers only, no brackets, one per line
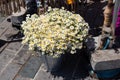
91,48,120,71
0,45,31,80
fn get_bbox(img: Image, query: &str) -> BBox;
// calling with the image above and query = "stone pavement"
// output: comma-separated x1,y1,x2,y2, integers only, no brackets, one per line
1,14,103,80
0,1,120,80
0,16,32,80
0,16,93,80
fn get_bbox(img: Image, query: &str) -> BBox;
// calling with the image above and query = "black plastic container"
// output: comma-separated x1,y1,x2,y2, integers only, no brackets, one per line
41,54,66,72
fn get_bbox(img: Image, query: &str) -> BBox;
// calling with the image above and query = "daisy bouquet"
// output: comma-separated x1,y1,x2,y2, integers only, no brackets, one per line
22,7,89,57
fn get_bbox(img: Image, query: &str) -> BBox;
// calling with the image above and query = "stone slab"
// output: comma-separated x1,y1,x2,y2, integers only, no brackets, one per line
0,16,19,52
91,48,120,71
0,63,21,80
0,27,8,37
33,64,55,80
0,30,20,53
6,41,23,52
0,27,19,41
15,51,44,80
0,43,8,53
12,45,30,65
14,75,33,80
0,49,16,73
34,64,63,80
0,16,11,37
0,16,6,23
0,45,31,80
0,44,24,74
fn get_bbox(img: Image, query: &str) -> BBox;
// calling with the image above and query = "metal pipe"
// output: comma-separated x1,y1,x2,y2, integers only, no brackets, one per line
112,0,120,37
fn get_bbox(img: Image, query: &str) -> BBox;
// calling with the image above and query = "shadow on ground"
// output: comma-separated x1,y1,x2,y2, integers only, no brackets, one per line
0,40,6,48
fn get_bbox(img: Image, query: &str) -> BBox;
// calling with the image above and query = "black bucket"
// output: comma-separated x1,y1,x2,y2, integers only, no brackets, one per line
41,54,66,72
39,50,81,73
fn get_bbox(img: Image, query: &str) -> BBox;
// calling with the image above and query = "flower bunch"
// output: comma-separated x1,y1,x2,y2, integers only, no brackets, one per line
22,7,89,57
